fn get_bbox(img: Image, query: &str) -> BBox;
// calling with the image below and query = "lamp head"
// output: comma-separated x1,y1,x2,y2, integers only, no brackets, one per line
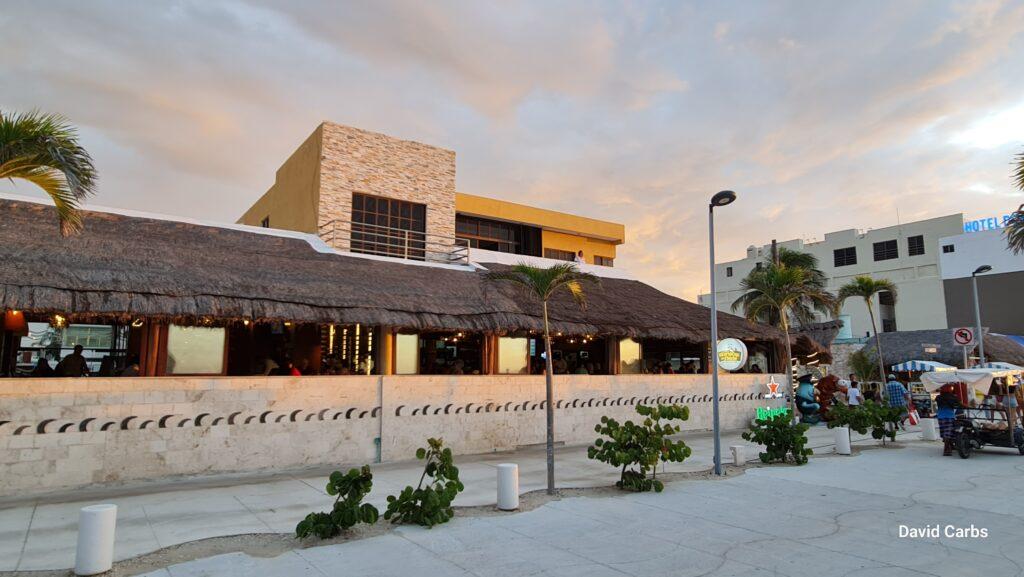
973,265,992,275
710,190,737,208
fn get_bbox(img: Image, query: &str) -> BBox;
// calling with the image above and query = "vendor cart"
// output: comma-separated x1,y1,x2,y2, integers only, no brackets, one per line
953,407,1024,458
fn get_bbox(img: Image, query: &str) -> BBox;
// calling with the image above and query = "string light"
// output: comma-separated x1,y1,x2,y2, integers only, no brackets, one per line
131,318,144,328
52,314,67,328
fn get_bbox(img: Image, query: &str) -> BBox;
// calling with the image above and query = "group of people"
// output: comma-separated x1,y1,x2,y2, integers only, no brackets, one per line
28,345,142,378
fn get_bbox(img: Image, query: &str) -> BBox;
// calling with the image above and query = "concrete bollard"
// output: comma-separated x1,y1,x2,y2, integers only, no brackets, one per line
75,504,117,576
729,445,745,465
920,418,939,441
496,463,519,511
834,426,852,455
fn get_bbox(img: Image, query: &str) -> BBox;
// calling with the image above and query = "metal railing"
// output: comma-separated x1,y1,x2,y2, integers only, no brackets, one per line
319,220,470,265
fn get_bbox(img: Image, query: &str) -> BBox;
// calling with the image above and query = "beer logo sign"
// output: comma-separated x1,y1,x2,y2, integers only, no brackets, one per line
764,376,784,399
716,338,748,372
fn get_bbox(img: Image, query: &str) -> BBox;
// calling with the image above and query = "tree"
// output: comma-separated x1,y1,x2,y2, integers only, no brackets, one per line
837,276,897,385
775,248,830,327
486,263,599,494
0,110,97,235
1005,150,1024,254
732,263,836,415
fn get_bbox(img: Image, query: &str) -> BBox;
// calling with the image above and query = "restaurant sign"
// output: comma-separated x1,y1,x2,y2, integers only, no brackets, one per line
755,376,788,419
716,338,748,372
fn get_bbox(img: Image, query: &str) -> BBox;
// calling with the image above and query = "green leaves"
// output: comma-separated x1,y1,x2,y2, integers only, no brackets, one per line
826,401,901,444
384,438,464,528
742,413,813,465
295,465,379,539
587,404,692,492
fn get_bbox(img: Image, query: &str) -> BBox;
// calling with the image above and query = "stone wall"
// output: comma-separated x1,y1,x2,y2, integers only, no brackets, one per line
316,123,457,258
830,342,867,379
0,373,783,497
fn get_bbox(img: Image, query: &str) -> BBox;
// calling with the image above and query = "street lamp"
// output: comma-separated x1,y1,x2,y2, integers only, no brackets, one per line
708,190,736,476
971,265,992,366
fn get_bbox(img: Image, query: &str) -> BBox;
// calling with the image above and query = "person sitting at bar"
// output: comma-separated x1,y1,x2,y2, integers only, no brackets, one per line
750,364,763,373
30,357,55,377
56,345,89,377
574,363,589,375
120,356,141,377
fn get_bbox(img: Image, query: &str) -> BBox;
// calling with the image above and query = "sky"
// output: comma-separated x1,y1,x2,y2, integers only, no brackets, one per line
2,0,1023,301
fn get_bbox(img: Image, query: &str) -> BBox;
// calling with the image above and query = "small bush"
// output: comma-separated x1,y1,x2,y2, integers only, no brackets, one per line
742,412,812,465
296,465,379,539
826,401,901,444
384,438,464,527
587,404,692,492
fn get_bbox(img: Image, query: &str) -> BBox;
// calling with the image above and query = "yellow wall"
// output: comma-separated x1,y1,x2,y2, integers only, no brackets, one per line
455,192,624,262
237,126,323,233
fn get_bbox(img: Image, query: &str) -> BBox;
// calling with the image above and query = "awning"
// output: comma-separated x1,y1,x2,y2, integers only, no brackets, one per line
920,367,1023,394
890,360,956,373
978,362,1024,371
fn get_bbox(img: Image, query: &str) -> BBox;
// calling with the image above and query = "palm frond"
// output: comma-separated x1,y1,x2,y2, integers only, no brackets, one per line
485,262,599,312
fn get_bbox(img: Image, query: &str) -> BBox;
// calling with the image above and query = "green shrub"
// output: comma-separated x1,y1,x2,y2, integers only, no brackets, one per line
384,438,464,527
826,401,901,444
742,412,812,465
587,404,692,492
296,465,379,539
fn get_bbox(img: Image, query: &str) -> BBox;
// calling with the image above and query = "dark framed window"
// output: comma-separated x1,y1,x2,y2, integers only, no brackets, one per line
455,214,541,256
833,247,857,267
882,319,897,333
942,244,955,254
544,248,576,262
594,255,614,267
351,193,426,259
908,235,925,256
878,291,895,306
726,266,733,277
260,216,270,228
873,240,898,261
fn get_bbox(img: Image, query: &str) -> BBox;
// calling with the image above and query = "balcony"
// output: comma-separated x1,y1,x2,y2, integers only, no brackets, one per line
319,219,470,265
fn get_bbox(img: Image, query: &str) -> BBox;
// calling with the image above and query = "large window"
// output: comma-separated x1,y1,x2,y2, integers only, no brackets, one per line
907,235,925,256
873,240,898,261
594,255,614,267
455,215,541,256
544,248,576,262
619,338,642,374
833,247,857,267
166,325,225,375
498,337,529,374
394,333,419,375
351,193,426,259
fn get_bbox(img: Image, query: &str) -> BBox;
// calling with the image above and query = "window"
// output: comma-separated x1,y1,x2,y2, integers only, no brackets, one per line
166,325,225,375
725,266,733,278
873,240,898,261
455,214,541,255
942,244,955,254
394,333,419,375
908,235,925,256
594,255,614,267
544,248,576,262
833,247,857,267
878,290,895,306
755,262,763,271
351,193,426,259
260,216,270,228
619,338,642,374
498,337,529,374
882,319,897,333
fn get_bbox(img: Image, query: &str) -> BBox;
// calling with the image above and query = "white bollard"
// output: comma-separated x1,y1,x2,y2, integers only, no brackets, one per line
834,426,852,455
729,445,745,465
74,504,117,576
920,418,939,441
496,463,519,511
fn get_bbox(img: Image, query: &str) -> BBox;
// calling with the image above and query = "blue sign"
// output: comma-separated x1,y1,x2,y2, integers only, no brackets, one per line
964,214,1013,233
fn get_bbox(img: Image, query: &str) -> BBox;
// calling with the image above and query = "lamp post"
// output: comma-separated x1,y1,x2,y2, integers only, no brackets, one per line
708,190,737,476
971,265,991,367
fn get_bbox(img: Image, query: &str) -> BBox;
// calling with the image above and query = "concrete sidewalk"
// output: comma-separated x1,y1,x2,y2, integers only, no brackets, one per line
0,425,917,571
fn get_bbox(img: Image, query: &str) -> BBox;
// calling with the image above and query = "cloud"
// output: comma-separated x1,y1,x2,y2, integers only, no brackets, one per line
1,0,1022,302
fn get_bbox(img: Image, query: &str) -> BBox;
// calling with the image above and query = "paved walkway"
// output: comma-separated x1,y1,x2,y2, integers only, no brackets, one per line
1,425,917,572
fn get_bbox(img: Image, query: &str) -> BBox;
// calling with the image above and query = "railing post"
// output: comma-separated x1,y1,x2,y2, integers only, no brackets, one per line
404,230,409,260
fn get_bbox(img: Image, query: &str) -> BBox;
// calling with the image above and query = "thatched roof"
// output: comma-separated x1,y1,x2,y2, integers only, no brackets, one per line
789,320,843,364
860,328,1024,369
0,199,782,343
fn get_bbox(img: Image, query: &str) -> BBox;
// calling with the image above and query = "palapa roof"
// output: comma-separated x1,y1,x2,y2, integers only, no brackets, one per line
0,199,782,342
860,328,1024,369
789,320,844,364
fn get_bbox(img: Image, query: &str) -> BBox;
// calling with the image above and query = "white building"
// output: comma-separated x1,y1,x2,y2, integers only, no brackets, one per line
939,227,1024,336
699,214,965,340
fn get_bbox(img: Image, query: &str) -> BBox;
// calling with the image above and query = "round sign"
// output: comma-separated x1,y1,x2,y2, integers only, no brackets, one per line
717,338,749,372
953,327,974,346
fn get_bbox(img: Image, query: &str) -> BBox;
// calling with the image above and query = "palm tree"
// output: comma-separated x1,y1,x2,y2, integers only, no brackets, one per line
486,263,599,495
1005,150,1024,254
837,276,897,385
732,262,836,415
0,110,97,235
775,248,830,327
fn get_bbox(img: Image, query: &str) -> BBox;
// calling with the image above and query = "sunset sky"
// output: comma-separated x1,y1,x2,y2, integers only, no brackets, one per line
2,1,1022,300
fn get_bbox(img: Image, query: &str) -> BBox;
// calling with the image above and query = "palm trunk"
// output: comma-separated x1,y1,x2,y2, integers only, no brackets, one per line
867,300,886,385
542,300,556,495
780,314,796,419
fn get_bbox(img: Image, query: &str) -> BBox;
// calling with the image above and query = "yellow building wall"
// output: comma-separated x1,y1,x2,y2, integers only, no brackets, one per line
455,192,624,263
237,126,323,233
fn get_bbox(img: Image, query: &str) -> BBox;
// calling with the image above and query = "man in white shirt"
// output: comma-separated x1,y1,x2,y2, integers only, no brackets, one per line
847,382,863,406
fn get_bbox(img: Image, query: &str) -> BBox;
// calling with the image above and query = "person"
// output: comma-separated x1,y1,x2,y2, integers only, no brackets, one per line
98,357,117,377
30,357,55,377
935,384,963,456
847,381,863,407
56,345,89,377
884,374,911,427
574,364,589,375
749,364,763,374
120,356,141,377
574,250,585,264
287,359,301,376
260,357,279,376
